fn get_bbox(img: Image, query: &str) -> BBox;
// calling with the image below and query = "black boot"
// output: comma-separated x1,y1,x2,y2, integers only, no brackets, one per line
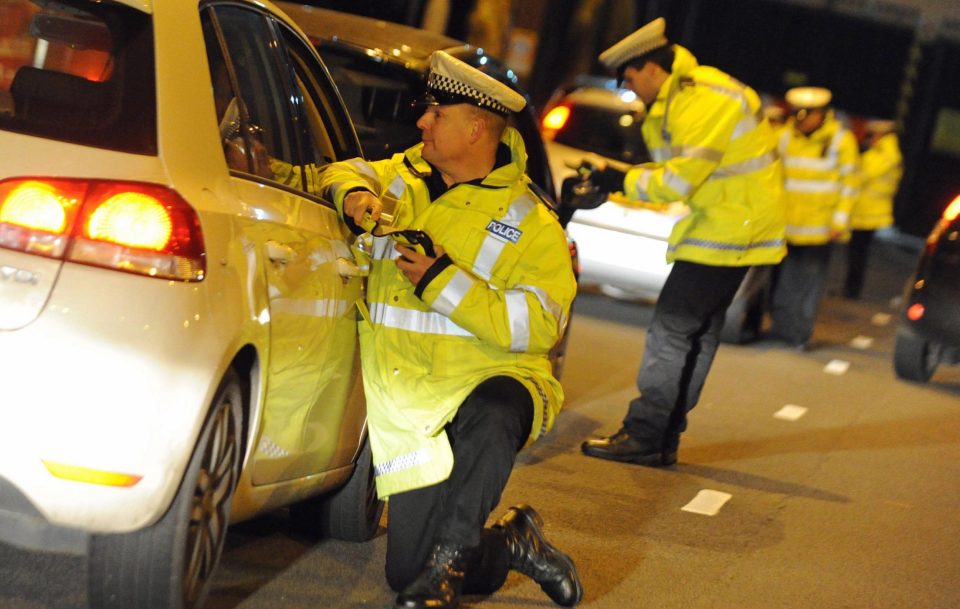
494,505,583,607
581,429,677,466
395,543,472,609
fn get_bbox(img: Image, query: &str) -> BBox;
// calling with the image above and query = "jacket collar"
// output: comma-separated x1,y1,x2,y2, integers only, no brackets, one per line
402,126,528,190
646,44,699,121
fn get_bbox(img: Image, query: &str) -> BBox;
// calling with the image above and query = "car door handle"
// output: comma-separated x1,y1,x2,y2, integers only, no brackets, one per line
265,240,296,265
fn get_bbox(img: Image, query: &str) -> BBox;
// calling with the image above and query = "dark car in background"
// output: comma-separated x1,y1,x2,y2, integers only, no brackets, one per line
894,194,960,382
277,2,577,376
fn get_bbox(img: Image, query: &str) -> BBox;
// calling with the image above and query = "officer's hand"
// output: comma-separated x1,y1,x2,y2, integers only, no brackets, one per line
395,244,446,286
343,190,383,229
591,165,627,194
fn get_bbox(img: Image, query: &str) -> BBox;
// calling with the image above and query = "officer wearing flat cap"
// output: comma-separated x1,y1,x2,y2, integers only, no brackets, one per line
580,18,786,466
766,86,860,346
316,50,580,609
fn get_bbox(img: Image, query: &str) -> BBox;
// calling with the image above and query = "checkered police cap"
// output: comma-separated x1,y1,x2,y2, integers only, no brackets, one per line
599,17,669,70
420,50,526,115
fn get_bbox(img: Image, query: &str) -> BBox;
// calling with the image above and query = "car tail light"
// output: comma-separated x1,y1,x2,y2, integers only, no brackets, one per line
907,303,925,321
0,178,205,281
542,105,571,133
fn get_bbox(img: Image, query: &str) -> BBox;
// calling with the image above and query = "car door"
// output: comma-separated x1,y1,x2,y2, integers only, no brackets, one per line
202,5,366,485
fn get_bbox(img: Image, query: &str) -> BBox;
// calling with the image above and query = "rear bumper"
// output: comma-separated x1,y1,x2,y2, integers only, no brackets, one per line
0,476,87,554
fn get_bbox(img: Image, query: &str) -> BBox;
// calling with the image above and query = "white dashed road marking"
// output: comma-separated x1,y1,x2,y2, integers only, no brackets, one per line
681,490,732,516
774,404,808,421
850,335,874,349
871,312,892,326
824,359,851,375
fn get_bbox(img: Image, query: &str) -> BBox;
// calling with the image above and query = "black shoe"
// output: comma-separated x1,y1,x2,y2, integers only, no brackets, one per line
395,543,471,609
581,430,677,466
494,504,583,607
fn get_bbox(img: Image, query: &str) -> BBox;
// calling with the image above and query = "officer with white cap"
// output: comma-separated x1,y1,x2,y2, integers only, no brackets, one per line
580,19,786,467
843,118,902,299
316,50,581,609
767,86,860,345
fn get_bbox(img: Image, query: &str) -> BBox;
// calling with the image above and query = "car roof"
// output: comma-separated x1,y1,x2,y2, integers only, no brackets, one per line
276,3,521,86
277,3,462,70
563,86,644,112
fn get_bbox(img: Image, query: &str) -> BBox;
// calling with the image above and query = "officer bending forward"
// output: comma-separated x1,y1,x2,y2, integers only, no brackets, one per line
317,51,581,609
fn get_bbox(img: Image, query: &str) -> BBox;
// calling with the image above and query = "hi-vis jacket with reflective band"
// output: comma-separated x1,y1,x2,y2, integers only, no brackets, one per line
776,112,860,245
624,45,786,266
316,128,576,498
850,132,901,230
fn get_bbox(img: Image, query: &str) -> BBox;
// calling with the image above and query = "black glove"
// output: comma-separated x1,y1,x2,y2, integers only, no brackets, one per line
589,166,627,194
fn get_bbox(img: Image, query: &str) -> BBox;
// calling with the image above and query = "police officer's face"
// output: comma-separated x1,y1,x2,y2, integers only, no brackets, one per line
621,63,662,106
417,104,474,169
794,108,825,135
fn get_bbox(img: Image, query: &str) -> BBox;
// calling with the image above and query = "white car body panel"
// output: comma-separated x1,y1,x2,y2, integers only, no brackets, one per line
0,0,367,538
545,139,688,301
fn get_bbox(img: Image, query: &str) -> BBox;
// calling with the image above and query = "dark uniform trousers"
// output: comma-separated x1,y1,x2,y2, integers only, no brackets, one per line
623,261,748,444
769,243,833,345
385,376,534,594
843,229,874,299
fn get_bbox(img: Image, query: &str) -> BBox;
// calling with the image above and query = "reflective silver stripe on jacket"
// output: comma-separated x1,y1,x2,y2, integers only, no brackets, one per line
785,225,830,236
651,145,724,163
630,166,693,200
668,237,785,253
369,302,474,337
515,282,564,323
531,377,549,437
388,174,406,197
431,269,475,317
472,195,536,281
784,178,840,194
840,185,859,198
711,151,777,178
347,158,379,181
373,448,430,477
505,289,530,352
832,211,850,225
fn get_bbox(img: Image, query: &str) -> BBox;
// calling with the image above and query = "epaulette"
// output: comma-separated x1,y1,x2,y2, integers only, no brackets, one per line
527,180,559,213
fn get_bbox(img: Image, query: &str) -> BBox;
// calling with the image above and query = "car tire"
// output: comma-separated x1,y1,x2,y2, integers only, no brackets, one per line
87,369,244,609
894,325,941,383
289,435,383,542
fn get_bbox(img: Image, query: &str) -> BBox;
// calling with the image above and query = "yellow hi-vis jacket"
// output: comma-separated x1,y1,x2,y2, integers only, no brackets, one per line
316,128,576,497
624,45,786,266
777,112,861,244
850,132,901,230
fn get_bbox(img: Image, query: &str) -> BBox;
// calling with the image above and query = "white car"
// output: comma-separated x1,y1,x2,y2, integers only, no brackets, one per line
0,1,381,608
542,80,770,342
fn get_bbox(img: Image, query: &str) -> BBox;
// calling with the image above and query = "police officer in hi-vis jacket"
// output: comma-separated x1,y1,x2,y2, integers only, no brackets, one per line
580,17,786,467
317,51,581,609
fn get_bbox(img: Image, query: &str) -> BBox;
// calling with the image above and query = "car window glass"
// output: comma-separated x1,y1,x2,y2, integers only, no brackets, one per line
205,6,298,180
0,0,156,154
318,49,422,160
280,28,359,166
555,102,650,164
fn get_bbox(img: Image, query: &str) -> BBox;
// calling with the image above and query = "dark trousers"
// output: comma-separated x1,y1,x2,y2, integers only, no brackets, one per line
769,243,833,345
385,376,534,594
622,261,748,444
844,230,875,299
